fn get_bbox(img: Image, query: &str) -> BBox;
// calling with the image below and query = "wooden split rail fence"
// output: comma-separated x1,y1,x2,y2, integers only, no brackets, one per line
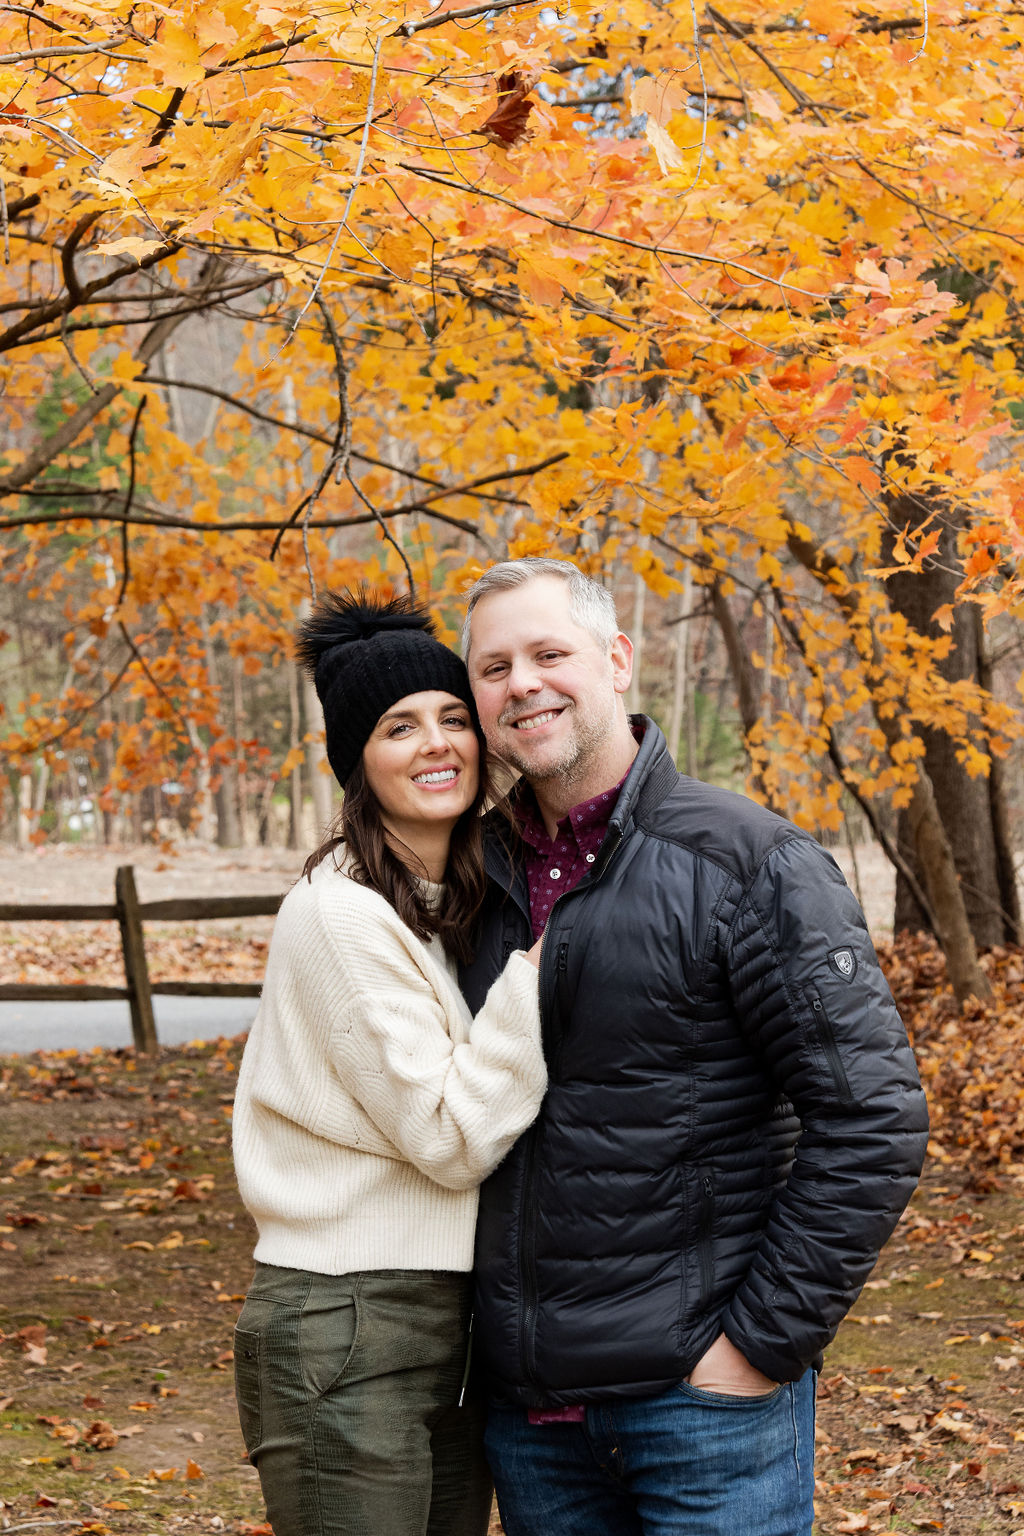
0,865,282,1053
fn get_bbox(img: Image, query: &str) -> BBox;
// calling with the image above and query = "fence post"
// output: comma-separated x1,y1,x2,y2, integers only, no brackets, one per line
115,865,158,1053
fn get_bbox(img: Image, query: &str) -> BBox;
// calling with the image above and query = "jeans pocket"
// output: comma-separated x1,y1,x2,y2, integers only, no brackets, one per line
676,1378,785,1408
233,1327,262,1454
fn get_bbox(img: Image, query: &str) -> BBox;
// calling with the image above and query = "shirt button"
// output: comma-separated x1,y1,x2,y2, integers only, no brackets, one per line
550,868,561,879
585,853,596,863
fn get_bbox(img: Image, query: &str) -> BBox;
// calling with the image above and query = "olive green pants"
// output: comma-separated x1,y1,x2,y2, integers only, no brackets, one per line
234,1265,492,1536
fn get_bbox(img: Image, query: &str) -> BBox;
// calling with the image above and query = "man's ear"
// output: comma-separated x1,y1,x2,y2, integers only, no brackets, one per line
610,632,634,695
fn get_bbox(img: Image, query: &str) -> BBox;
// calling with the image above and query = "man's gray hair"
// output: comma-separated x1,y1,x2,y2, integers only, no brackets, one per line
461,557,619,657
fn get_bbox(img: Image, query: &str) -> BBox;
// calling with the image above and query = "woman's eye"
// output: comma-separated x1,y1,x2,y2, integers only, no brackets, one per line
387,723,412,737
444,715,470,728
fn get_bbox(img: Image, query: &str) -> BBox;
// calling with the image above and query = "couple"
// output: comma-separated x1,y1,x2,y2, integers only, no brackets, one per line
233,558,928,1536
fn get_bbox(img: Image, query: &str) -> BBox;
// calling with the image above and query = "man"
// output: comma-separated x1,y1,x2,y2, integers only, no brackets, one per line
460,557,928,1536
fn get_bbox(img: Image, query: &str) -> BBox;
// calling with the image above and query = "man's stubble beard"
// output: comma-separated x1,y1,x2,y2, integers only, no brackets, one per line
499,698,617,793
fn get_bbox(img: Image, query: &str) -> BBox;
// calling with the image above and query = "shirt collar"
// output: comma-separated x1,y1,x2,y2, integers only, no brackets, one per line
511,721,645,850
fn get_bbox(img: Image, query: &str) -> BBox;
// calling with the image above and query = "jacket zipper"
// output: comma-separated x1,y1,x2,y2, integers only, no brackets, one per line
697,1170,715,1303
518,943,567,1389
809,994,855,1106
517,834,624,1394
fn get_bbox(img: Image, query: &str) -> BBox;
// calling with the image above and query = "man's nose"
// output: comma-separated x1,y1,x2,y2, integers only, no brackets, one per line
506,658,542,696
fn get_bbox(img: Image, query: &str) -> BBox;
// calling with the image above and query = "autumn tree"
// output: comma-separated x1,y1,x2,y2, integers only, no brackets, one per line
2,0,1022,998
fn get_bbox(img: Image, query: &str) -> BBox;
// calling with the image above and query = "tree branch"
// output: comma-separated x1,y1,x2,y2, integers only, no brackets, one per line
397,0,541,35
0,258,220,494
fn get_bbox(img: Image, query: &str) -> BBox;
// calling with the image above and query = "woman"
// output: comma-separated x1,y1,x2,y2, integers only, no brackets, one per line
232,590,546,1536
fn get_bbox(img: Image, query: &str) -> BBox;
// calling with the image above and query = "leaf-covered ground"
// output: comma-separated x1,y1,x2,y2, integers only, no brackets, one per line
1,938,1023,1535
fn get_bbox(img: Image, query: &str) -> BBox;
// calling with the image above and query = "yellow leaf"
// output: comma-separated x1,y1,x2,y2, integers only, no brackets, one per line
748,88,784,122
629,74,687,126
644,119,685,175
148,25,204,88
93,237,167,262
92,143,161,191
517,252,567,307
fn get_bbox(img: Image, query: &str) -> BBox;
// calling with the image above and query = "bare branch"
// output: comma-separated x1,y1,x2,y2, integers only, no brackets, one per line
398,0,541,36
0,258,220,494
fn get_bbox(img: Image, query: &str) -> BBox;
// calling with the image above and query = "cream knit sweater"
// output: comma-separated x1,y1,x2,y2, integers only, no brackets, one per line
233,856,546,1275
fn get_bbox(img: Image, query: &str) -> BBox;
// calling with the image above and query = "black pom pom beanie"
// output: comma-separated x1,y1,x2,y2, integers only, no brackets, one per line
295,588,480,788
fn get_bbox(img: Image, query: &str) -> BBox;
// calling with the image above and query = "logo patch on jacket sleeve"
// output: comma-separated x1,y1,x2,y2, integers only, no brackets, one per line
827,946,858,981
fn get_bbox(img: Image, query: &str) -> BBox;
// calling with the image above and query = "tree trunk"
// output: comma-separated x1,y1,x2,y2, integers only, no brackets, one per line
883,494,1016,945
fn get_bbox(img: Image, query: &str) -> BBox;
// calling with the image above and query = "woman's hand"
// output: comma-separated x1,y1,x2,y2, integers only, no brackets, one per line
524,934,545,970
686,1334,778,1396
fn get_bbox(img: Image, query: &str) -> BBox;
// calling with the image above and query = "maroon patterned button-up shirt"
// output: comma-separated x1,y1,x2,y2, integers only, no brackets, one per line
516,778,629,942
513,724,644,940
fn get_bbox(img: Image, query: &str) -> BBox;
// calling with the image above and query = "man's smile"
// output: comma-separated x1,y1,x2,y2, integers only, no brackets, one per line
510,708,564,732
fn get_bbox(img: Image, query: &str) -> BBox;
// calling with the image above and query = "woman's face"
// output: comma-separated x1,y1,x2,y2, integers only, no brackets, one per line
361,690,480,846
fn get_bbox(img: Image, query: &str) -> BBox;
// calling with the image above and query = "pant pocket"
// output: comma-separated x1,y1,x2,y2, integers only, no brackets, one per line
233,1327,262,1455
676,1378,785,1407
298,1277,360,1399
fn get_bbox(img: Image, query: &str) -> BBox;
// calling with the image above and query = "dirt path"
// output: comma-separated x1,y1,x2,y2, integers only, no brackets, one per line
0,843,303,905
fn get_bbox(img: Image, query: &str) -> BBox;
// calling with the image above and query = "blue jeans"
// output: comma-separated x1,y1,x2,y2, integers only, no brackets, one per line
484,1373,816,1536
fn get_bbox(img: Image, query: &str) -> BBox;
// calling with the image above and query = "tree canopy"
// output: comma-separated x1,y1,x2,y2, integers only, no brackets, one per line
2,0,1023,988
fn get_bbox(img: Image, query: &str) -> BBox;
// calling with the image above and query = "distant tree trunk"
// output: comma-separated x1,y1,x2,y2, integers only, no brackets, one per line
883,495,1018,945
625,540,648,717
710,578,778,809
299,599,334,841
233,656,252,848
17,770,32,847
288,658,303,851
99,697,116,844
665,577,693,773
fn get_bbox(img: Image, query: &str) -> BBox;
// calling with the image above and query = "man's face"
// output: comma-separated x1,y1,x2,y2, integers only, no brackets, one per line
466,576,632,787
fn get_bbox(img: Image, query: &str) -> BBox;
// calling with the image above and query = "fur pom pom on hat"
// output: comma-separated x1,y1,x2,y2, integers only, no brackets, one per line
296,588,479,787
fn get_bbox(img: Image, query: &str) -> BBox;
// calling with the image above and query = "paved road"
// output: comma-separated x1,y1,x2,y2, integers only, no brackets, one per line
0,996,258,1054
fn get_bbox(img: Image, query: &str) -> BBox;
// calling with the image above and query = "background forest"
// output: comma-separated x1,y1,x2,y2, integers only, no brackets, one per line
2,0,1023,1003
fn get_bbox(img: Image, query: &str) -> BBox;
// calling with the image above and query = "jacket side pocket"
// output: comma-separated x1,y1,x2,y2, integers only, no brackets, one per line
806,990,854,1107
233,1327,262,1457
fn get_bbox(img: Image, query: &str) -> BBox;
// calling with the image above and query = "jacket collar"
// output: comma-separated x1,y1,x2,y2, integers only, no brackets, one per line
608,714,679,834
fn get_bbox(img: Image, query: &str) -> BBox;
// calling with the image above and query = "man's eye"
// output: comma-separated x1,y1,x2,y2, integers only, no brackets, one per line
539,652,564,662
483,664,507,678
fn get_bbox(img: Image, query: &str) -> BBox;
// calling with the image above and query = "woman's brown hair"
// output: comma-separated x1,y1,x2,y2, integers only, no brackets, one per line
302,757,489,966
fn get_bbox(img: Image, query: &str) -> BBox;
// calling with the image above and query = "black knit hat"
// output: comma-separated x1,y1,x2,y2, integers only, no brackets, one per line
295,588,480,788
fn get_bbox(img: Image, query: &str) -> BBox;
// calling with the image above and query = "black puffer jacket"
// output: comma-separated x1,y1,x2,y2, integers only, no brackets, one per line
461,718,928,1406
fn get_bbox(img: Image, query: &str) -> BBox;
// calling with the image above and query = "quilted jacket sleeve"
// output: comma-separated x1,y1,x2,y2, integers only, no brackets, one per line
721,835,929,1383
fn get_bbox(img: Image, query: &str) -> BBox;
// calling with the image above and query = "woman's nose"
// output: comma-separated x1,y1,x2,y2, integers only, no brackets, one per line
421,721,449,751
